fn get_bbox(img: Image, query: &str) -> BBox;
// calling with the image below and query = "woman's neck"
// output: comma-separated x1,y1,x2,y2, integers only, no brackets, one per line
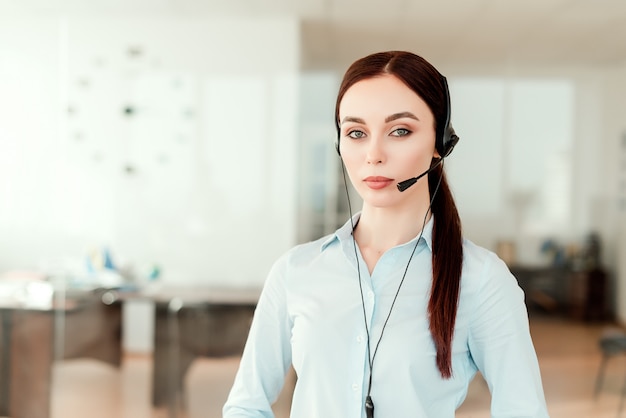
354,203,431,255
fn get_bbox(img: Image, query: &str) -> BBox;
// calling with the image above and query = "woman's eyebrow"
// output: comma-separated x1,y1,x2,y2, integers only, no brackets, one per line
385,112,419,123
340,116,366,125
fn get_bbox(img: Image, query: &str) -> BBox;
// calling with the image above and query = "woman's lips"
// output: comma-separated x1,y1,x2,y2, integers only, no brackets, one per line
363,176,394,190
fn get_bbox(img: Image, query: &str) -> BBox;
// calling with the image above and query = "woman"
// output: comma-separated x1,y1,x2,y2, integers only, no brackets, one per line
223,51,549,418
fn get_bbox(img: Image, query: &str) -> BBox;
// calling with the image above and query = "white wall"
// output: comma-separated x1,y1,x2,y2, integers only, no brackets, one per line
437,66,622,264
446,75,577,263
0,17,68,268
0,15,300,289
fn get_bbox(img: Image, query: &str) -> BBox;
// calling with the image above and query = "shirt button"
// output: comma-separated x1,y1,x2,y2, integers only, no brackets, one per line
352,383,359,391
367,291,374,299
356,335,363,343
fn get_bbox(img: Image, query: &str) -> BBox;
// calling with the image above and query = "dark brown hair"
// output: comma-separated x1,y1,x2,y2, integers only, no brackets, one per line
334,51,463,379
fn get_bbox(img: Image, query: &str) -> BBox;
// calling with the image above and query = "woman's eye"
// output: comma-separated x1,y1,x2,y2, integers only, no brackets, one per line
391,128,411,137
347,130,366,139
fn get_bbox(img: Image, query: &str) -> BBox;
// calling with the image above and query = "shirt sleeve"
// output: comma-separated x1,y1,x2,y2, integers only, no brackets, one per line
222,254,293,418
467,253,550,418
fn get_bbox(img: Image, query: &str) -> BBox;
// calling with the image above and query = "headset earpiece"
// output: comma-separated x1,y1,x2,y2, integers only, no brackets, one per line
437,76,460,159
441,125,459,158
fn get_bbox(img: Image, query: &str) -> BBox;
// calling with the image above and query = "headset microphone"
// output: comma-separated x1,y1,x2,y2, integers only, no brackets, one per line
396,158,443,192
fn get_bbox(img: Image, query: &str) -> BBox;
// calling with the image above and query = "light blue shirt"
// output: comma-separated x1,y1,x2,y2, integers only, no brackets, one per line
223,215,549,418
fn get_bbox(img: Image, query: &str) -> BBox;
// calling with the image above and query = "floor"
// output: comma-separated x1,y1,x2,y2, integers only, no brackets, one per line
49,315,626,418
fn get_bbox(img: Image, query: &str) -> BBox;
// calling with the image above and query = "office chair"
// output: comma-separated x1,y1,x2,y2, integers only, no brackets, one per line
595,328,626,416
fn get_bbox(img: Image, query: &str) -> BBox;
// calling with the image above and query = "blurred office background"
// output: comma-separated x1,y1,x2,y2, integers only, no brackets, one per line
1,0,626,417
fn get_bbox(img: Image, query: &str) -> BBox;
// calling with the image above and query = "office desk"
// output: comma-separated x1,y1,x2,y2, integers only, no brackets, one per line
510,264,609,320
510,265,572,313
144,287,260,408
0,292,122,418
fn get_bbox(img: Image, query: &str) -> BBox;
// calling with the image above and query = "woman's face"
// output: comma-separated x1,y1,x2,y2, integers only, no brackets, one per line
338,74,438,209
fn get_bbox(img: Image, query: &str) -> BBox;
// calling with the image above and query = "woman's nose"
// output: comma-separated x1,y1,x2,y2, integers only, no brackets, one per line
366,137,385,164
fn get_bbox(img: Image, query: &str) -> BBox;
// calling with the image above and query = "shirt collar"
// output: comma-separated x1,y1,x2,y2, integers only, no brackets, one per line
320,212,435,252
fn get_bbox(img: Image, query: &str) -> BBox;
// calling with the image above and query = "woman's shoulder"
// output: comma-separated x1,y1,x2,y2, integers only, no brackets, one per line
461,237,514,283
459,238,528,328
274,232,337,267
462,238,499,263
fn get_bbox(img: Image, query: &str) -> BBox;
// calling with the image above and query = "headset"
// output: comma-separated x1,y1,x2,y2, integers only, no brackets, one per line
437,76,460,158
335,75,459,159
